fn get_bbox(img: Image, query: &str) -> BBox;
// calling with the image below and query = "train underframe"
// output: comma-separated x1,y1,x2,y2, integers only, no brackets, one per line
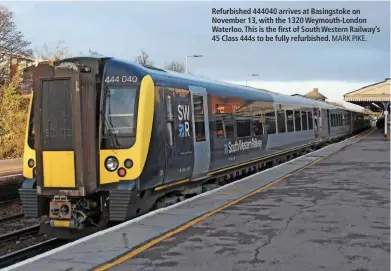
19,128,367,240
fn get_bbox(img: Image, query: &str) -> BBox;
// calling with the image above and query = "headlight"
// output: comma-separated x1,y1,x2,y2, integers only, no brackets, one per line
28,159,35,168
105,156,119,172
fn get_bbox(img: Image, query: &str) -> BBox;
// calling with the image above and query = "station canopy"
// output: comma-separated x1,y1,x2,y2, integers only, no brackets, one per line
344,78,390,113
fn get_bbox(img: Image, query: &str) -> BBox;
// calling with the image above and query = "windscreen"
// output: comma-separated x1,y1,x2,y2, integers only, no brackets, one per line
104,87,138,137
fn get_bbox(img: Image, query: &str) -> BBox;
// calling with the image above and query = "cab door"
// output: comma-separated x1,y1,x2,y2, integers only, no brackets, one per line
189,86,210,179
162,87,193,184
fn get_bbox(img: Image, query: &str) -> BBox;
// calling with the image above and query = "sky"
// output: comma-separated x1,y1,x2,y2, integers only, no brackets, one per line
2,1,390,101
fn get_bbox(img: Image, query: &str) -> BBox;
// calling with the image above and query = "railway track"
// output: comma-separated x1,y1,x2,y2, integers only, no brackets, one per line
0,238,67,269
0,223,68,269
0,177,23,203
0,224,40,243
0,213,24,224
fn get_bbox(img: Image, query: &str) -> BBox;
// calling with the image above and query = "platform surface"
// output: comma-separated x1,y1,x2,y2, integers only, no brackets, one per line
108,130,390,271
5,129,390,271
0,158,22,178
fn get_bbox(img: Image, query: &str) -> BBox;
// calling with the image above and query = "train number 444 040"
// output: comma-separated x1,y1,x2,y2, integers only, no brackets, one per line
105,75,138,83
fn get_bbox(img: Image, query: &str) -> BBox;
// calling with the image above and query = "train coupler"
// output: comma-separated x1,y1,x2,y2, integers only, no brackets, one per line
49,195,72,220
48,195,100,230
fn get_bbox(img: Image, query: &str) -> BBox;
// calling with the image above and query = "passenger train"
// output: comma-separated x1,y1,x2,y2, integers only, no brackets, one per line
19,57,371,239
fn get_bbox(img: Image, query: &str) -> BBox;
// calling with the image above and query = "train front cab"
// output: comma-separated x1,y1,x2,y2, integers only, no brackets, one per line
18,58,157,237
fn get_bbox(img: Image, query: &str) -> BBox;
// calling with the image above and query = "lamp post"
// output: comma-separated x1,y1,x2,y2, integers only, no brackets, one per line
185,55,203,74
246,73,260,86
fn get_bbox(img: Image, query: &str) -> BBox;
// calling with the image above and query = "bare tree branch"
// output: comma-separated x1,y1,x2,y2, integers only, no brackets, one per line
164,60,185,73
134,49,153,66
0,7,32,60
34,40,70,61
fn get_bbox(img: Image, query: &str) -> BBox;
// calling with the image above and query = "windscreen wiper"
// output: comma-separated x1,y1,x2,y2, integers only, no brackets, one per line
101,111,121,149
101,88,121,149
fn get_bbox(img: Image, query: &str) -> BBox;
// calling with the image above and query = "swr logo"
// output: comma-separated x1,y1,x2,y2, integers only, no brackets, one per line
178,105,190,137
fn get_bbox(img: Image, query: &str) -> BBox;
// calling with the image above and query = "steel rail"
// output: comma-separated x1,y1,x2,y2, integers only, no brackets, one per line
0,238,67,269
0,224,40,243
0,213,24,224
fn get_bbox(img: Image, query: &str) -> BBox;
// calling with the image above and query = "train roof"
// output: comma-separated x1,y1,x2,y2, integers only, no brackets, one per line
146,67,341,110
55,56,372,114
135,59,372,114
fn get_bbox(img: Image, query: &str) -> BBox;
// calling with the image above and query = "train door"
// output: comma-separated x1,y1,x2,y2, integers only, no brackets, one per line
162,87,193,184
327,109,331,135
313,108,319,138
189,86,211,179
318,108,324,138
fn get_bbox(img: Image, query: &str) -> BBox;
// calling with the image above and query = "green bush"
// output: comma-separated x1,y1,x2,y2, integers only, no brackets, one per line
0,69,31,159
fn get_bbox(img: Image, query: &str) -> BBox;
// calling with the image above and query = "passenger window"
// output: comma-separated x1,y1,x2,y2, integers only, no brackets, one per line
237,119,251,137
331,114,335,127
252,118,264,136
264,110,276,134
193,95,205,142
294,110,301,131
308,111,313,130
265,110,276,134
236,107,251,137
302,111,308,130
216,120,224,138
286,110,294,132
277,109,286,133
215,104,234,138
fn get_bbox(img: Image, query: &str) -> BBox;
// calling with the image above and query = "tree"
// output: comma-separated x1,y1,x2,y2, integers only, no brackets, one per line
164,60,185,73
0,68,30,159
0,7,32,85
134,49,153,66
34,40,70,61
0,7,32,60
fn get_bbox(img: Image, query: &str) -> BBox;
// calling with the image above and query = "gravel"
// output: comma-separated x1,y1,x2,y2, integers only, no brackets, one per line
0,233,50,257
0,198,46,257
0,200,22,219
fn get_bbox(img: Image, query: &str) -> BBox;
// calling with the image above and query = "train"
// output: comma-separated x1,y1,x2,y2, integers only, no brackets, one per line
19,56,371,239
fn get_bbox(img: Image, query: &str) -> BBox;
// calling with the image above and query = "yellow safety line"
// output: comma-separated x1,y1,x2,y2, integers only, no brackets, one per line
94,128,374,271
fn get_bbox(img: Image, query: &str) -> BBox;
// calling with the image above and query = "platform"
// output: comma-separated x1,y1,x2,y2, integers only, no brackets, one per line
4,129,390,271
0,159,22,178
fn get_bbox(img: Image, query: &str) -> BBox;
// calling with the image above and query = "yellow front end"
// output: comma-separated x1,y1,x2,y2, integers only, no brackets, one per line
23,94,36,179
99,75,155,184
42,151,75,188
